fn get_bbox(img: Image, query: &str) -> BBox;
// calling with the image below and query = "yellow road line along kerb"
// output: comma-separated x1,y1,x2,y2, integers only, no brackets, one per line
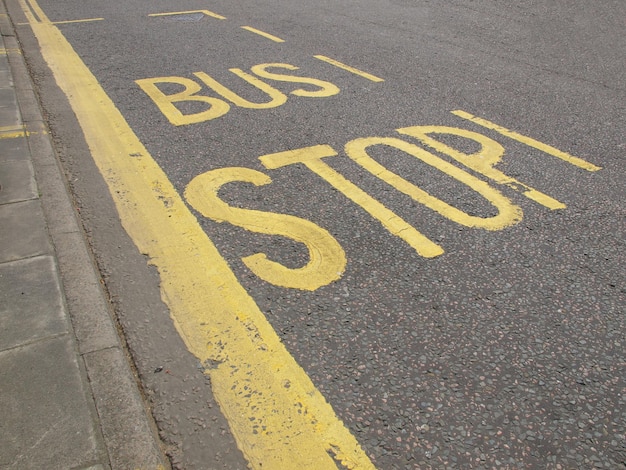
314,55,384,82
19,0,375,468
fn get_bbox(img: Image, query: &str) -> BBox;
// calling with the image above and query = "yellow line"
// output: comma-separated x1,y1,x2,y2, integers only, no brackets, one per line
52,18,104,24
25,0,44,22
314,55,384,82
0,125,24,132
20,0,375,468
0,131,29,138
452,110,601,172
149,10,226,20
260,145,444,258
18,18,104,25
0,48,22,54
0,125,26,138
0,128,46,138
241,26,285,43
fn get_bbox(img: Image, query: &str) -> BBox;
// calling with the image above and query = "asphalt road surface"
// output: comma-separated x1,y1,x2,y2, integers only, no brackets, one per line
9,0,625,468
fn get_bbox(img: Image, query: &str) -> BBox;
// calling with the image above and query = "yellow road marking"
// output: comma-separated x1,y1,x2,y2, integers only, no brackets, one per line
136,64,340,126
345,136,523,230
260,145,444,258
0,131,29,138
17,18,103,26
0,48,22,54
452,110,601,172
0,125,29,139
0,125,26,133
149,10,226,20
314,55,384,82
52,17,104,24
20,0,375,468
0,124,47,139
241,25,285,42
399,125,566,210
185,167,346,290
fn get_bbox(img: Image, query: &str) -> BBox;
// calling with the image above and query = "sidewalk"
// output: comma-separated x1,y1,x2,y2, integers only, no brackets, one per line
0,4,169,469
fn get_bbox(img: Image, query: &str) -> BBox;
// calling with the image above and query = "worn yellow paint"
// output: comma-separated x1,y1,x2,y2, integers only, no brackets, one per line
185,167,346,290
260,144,444,258
20,0,375,468
241,25,285,42
345,137,523,230
0,131,28,138
148,9,226,20
0,47,21,54
0,124,46,139
452,110,601,172
0,125,26,138
398,126,566,210
314,55,384,82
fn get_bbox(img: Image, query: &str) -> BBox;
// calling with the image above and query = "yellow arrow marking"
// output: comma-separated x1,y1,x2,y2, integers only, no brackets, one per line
148,10,226,20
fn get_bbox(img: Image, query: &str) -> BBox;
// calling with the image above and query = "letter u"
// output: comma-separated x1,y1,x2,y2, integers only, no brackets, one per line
194,70,287,109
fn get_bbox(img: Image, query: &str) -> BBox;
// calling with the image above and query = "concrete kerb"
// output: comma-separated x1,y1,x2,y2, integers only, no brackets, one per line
1,2,170,468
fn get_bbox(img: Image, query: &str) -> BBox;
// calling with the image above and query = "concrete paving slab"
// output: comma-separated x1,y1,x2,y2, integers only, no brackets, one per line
0,0,169,467
3,37,33,95
54,230,120,354
0,87,20,128
0,132,30,162
12,85,40,123
32,163,79,236
0,335,106,469
0,159,37,203
0,199,51,263
84,347,168,470
0,255,68,351
0,54,12,84
24,123,79,237
0,10,11,35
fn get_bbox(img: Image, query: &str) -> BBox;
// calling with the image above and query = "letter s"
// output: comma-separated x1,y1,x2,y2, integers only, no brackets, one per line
250,63,340,97
184,167,346,290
